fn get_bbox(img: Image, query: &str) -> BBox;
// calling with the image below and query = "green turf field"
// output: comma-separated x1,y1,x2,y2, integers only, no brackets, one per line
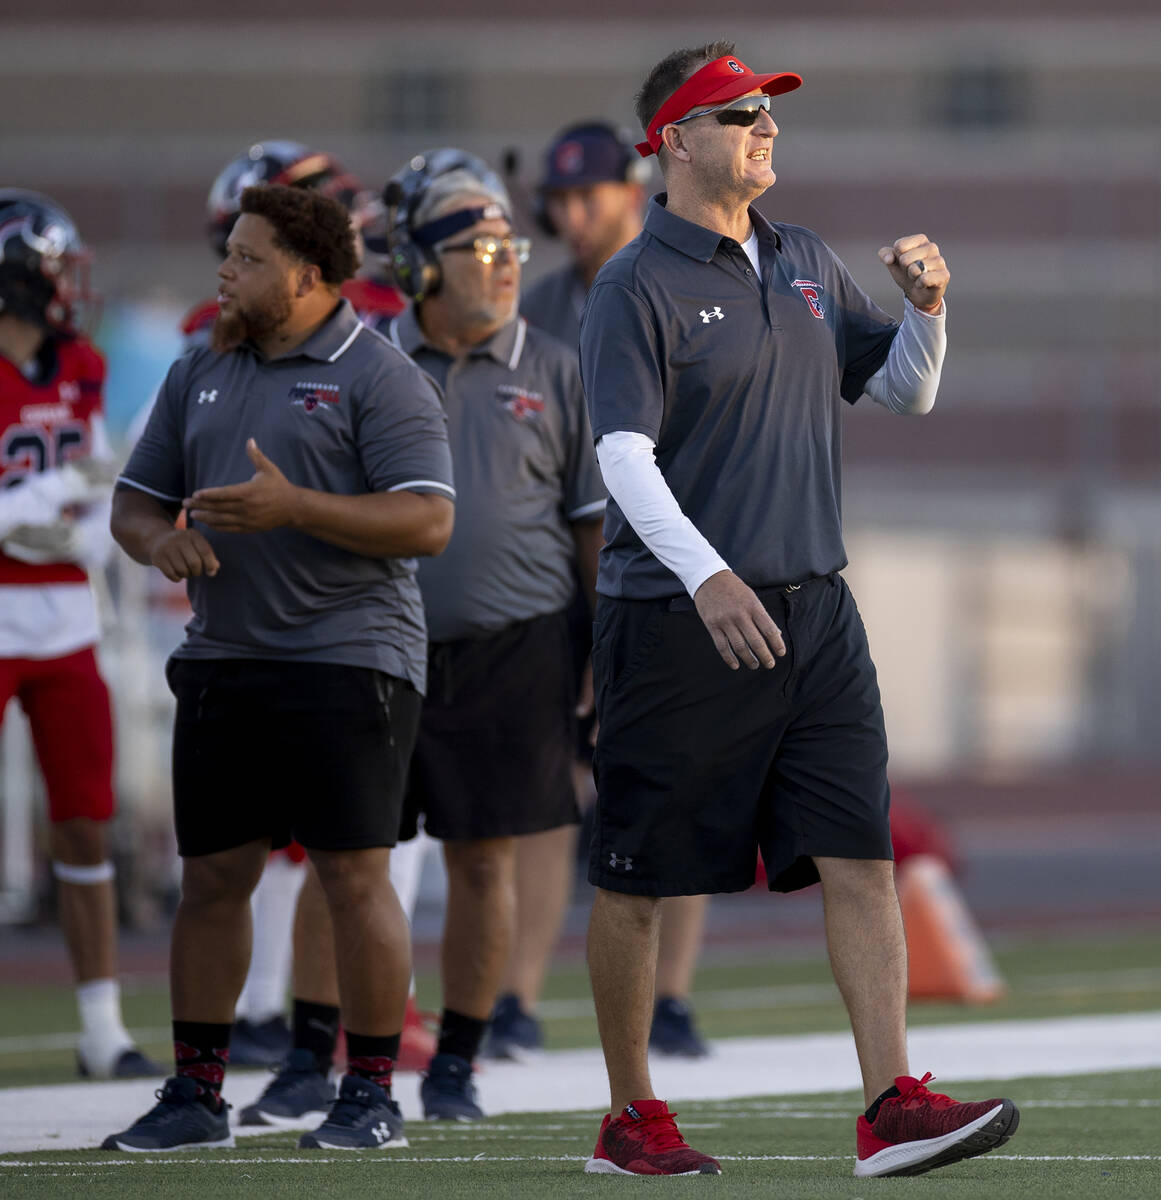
0,928,1158,1088
1,1069,1158,1199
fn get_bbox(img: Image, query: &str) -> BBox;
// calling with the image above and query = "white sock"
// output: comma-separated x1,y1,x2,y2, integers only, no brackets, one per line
236,854,306,1022
76,978,134,1077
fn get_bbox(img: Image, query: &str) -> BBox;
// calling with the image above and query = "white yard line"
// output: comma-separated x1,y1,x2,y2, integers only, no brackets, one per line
0,1011,1158,1155
5,1155,1161,1171
3,967,1159,1055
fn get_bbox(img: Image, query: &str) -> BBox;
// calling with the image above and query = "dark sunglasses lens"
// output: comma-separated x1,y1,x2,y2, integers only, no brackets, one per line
716,96,771,126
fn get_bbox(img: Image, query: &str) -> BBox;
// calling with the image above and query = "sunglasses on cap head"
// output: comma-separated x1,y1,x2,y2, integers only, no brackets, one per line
438,235,531,265
666,93,773,132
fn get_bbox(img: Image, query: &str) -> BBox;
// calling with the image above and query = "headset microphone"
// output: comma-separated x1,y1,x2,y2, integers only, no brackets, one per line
381,180,405,253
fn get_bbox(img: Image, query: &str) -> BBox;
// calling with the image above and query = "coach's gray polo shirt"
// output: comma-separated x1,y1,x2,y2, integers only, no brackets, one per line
521,264,588,350
580,195,899,600
388,307,605,642
120,299,455,692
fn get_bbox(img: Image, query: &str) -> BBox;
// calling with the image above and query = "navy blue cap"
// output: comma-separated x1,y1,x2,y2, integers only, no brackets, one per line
540,123,639,191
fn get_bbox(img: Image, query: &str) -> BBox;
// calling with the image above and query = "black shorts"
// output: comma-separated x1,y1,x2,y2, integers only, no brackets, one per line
589,574,892,897
401,610,579,842
168,658,421,858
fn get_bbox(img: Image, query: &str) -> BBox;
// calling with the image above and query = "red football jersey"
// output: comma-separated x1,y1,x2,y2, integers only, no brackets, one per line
0,334,105,585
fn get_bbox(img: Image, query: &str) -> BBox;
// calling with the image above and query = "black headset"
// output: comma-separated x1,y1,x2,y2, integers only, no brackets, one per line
379,149,509,302
534,122,651,237
381,180,441,301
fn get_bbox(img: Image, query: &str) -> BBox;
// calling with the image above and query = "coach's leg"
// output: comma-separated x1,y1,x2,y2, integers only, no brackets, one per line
172,841,270,1020
587,887,662,1114
310,846,408,1035
655,893,708,1000
442,837,518,1020
815,855,909,1105
503,825,577,1011
293,862,340,1006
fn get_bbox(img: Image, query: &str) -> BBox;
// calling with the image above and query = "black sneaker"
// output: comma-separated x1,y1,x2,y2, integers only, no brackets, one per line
238,1049,334,1128
230,1015,293,1067
649,997,710,1058
298,1074,408,1150
420,1052,484,1120
483,993,543,1061
101,1076,233,1152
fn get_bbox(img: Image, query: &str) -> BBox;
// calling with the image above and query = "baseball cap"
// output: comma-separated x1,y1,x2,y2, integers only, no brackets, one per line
636,54,803,157
541,123,636,191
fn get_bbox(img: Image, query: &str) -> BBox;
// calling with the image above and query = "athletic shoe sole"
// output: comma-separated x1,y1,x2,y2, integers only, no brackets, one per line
299,1133,409,1150
854,1101,1020,1178
583,1155,720,1175
102,1133,235,1153
237,1106,331,1129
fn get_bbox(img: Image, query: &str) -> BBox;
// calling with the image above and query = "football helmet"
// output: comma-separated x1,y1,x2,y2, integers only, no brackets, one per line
205,140,372,258
0,189,91,330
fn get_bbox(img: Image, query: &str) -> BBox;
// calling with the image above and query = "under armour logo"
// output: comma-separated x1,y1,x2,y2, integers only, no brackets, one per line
197,389,218,405
699,307,724,323
371,1121,391,1145
609,852,634,871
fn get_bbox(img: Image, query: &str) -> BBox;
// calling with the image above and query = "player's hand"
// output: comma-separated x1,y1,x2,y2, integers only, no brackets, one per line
2,520,82,565
185,439,300,533
576,657,595,720
878,235,948,314
693,570,787,671
575,657,600,747
67,457,120,492
147,527,220,581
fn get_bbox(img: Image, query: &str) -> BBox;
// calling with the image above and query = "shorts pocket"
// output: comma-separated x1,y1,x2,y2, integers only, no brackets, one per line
605,605,664,697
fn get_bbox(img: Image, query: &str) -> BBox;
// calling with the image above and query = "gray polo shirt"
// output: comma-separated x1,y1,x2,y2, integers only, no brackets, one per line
120,299,455,692
580,195,899,600
521,264,588,350
387,308,606,642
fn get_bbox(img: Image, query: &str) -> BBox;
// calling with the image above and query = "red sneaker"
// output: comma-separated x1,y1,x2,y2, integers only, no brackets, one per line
584,1100,721,1175
395,995,437,1073
855,1072,1019,1178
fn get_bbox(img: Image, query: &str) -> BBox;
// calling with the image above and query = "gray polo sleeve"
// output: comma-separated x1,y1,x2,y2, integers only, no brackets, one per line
580,281,665,443
117,353,192,504
353,354,455,500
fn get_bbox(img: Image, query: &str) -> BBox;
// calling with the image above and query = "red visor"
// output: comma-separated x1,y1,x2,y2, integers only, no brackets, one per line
636,55,803,157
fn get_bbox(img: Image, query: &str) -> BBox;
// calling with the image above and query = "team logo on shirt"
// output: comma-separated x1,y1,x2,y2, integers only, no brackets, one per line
290,381,341,413
497,384,545,422
792,279,826,320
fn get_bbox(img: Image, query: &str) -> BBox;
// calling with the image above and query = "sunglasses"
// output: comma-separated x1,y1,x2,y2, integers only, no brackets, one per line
664,93,773,133
439,236,531,265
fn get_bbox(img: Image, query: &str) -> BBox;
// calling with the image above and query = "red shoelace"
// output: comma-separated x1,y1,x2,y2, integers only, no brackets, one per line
894,1073,959,1110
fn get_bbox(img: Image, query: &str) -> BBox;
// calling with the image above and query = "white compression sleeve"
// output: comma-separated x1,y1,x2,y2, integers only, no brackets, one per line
595,431,728,598
863,297,947,415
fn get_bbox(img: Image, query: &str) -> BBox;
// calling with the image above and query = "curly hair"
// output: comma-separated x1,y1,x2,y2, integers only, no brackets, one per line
634,40,737,164
239,184,358,285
